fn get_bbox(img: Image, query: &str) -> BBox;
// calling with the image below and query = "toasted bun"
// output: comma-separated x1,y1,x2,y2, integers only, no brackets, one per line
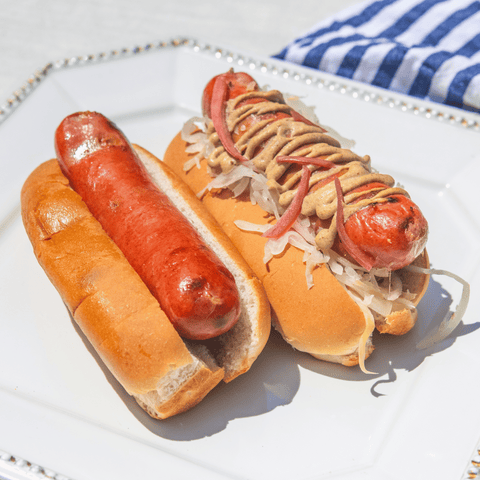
163,133,430,367
21,146,270,419
374,249,429,335
134,145,271,382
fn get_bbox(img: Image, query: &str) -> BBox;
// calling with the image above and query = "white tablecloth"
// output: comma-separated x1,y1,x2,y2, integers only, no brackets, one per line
0,0,363,106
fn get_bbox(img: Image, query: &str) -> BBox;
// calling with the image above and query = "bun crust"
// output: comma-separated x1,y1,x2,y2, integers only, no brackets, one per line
21,145,270,418
163,133,430,365
134,145,271,382
21,159,198,395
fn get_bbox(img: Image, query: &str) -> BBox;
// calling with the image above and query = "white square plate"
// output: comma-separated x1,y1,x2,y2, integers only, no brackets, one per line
1,38,479,480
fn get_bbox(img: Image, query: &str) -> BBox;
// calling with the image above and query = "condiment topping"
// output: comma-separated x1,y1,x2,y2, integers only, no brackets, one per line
181,78,468,360
182,89,426,309
205,90,410,255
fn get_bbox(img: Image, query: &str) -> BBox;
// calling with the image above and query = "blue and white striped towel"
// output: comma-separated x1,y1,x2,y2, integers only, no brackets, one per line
274,0,480,112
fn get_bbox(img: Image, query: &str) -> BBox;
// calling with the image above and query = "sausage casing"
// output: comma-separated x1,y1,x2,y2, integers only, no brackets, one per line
54,112,241,340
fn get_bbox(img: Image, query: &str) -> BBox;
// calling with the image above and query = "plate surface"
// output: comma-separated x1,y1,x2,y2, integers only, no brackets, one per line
1,39,480,480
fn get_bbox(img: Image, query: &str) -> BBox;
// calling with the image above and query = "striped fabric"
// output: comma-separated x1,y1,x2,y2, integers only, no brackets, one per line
274,0,480,112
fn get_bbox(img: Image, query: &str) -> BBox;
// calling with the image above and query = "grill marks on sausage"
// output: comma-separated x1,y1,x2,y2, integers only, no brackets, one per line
55,112,241,340
203,79,428,271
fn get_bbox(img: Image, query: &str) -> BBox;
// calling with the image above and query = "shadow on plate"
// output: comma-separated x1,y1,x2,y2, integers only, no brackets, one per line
296,274,478,395
68,271,477,439
71,317,300,440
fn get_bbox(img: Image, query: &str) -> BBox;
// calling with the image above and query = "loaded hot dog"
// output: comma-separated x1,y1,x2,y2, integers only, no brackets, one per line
21,111,271,419
163,70,431,372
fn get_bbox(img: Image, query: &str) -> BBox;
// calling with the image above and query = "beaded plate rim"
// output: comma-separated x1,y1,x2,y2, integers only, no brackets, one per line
0,36,479,131
0,448,73,480
0,36,479,480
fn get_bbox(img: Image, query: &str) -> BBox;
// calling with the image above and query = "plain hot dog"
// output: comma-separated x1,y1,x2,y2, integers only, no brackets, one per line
21,112,271,419
163,70,431,372
55,112,241,340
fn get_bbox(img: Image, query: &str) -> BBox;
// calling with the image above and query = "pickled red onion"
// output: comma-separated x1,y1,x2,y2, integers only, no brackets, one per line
263,165,312,239
334,177,375,271
290,109,325,130
211,75,249,164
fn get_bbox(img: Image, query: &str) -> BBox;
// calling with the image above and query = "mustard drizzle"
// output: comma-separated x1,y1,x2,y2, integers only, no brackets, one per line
206,90,409,251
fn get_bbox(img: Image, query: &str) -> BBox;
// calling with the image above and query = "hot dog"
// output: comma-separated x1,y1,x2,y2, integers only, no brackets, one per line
163,70,431,372
21,112,271,419
55,112,241,341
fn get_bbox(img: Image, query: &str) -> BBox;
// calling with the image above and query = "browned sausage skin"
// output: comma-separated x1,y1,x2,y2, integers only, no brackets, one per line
202,71,428,272
54,111,241,340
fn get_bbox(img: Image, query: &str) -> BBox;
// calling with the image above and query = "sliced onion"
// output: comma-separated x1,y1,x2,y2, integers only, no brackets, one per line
329,259,344,276
181,116,207,142
234,219,270,234
334,271,393,317
183,154,201,172
292,216,316,244
232,176,250,197
197,164,257,197
304,248,328,289
250,178,278,216
185,138,208,154
345,265,361,282
406,265,471,350
211,75,249,164
384,272,402,301
235,217,326,288
181,116,214,172
346,293,376,374
393,296,416,310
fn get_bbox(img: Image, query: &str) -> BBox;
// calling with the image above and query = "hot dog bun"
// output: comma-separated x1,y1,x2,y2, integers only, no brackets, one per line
21,146,271,419
134,145,271,382
163,132,430,368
